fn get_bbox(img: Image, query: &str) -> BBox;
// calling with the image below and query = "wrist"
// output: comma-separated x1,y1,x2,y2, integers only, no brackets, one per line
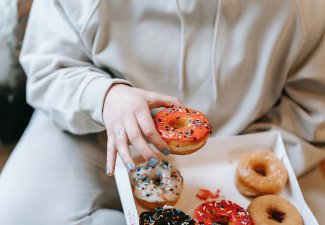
102,83,131,121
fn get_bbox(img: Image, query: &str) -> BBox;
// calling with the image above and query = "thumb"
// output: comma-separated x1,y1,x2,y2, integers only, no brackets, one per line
147,92,183,109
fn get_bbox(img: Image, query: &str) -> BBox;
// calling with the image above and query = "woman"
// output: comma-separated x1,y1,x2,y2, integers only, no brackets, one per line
0,0,324,224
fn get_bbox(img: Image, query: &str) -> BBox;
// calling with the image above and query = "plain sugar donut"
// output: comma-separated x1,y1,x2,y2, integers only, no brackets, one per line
236,151,288,197
248,195,303,225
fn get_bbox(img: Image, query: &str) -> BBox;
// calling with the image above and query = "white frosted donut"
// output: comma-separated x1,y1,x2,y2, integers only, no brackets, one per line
131,160,183,209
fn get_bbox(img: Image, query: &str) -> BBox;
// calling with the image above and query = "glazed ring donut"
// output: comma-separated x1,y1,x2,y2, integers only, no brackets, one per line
193,200,254,225
248,195,303,225
236,151,288,197
131,160,183,209
154,107,212,154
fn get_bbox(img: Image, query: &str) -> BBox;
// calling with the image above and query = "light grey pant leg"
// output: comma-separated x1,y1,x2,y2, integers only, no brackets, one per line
0,111,126,225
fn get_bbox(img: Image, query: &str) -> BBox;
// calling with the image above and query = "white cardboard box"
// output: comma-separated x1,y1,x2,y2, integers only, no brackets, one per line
114,131,318,225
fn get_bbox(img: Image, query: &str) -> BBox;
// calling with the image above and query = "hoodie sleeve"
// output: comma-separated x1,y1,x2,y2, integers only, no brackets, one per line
244,0,325,176
19,0,132,134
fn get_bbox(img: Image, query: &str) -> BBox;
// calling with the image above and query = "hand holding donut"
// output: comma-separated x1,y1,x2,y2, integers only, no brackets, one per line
103,84,183,175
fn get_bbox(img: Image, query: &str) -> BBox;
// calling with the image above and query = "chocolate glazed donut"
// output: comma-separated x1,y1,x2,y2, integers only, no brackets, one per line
139,207,195,225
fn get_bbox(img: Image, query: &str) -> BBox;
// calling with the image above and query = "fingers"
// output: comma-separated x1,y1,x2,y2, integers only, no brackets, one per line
113,127,136,173
106,132,117,176
104,87,182,176
147,92,183,109
135,107,171,156
124,116,159,167
106,118,161,176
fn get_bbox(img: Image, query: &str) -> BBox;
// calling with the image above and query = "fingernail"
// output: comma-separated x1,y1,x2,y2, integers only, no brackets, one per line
126,162,134,172
148,157,159,167
106,166,111,175
162,149,170,155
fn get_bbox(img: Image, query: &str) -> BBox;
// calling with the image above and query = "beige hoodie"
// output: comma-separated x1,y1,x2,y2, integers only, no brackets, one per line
20,0,325,176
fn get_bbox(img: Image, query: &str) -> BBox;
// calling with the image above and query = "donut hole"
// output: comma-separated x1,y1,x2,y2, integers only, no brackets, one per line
267,208,285,223
170,117,190,129
153,176,162,186
252,163,267,176
211,215,230,225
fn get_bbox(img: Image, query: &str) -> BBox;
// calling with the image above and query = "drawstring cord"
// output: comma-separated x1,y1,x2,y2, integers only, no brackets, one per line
211,0,222,109
176,0,221,107
175,0,186,98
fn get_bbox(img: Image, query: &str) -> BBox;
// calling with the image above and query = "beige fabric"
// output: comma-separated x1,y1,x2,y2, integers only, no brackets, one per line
299,165,325,224
0,111,126,225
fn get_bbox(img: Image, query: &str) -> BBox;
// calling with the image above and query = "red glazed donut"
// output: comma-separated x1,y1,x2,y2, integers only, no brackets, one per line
154,107,212,155
193,200,254,225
